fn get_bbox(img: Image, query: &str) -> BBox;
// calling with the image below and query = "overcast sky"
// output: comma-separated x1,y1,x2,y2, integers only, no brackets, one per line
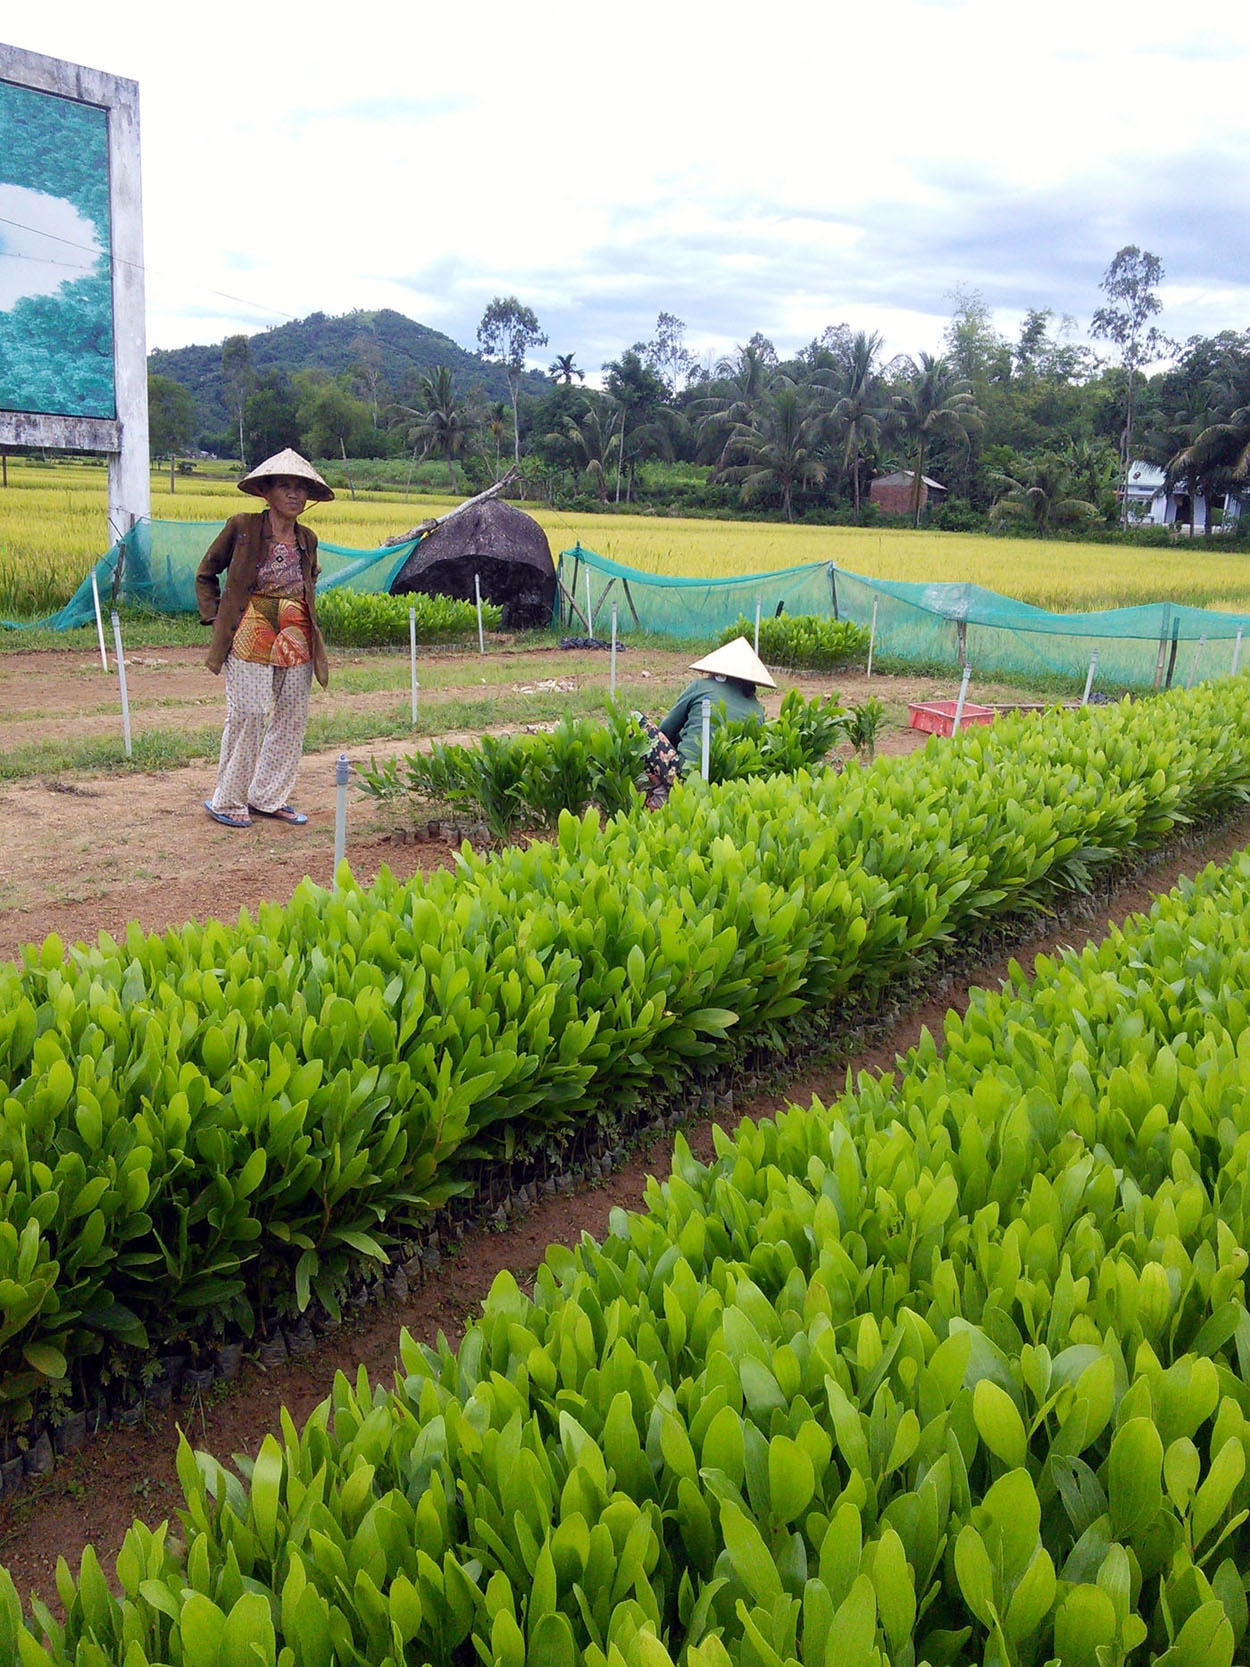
6,0,1250,379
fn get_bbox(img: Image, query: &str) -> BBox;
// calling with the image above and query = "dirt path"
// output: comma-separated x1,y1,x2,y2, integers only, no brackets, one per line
0,647,950,953
2,803,1248,1608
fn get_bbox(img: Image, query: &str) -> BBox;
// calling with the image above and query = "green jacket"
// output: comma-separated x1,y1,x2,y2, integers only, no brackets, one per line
659,675,764,772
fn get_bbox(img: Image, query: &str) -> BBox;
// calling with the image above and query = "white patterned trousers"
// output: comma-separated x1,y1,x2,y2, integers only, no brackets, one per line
210,654,313,818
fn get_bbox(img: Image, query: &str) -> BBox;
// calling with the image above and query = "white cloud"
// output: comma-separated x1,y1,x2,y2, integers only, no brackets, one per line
3,0,1249,364
0,183,103,311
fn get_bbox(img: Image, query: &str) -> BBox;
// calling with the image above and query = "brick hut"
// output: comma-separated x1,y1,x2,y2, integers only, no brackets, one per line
868,470,947,516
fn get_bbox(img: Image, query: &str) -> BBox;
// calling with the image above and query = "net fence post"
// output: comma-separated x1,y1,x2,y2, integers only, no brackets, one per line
91,570,109,672
951,665,972,734
409,606,418,725
1233,629,1244,677
474,573,485,655
610,604,618,699
111,611,132,758
1081,648,1098,706
334,753,350,878
700,696,711,780
867,597,879,680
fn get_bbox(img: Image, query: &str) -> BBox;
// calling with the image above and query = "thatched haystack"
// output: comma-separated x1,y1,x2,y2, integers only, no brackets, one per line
389,499,555,630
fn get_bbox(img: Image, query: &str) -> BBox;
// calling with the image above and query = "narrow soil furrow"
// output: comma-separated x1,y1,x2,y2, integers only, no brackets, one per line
2,805,1248,1609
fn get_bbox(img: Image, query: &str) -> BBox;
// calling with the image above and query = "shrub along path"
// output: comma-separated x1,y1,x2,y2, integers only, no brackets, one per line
1,800,1248,1612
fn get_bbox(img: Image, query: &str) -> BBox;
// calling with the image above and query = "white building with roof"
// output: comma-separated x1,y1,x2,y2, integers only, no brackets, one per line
1125,461,1243,532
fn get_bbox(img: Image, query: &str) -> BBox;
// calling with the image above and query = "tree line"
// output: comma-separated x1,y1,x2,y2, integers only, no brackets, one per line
147,253,1250,535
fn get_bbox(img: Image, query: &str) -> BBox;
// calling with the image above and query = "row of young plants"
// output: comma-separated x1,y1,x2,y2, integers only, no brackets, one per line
0,682,1248,1459
314,589,503,648
717,615,870,673
354,694,856,839
8,829,1250,1664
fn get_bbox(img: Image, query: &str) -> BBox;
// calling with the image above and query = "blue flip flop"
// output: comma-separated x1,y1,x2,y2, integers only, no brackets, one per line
249,804,308,825
205,801,252,829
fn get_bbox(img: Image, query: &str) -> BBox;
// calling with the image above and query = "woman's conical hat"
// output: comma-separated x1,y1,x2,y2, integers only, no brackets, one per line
238,448,335,502
688,636,777,688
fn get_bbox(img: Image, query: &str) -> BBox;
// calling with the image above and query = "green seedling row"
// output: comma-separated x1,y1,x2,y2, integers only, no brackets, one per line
0,683,1248,1445
356,694,852,839
9,815,1250,1663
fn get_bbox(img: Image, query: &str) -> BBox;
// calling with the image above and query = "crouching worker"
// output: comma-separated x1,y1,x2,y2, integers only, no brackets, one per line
196,449,333,829
636,636,776,808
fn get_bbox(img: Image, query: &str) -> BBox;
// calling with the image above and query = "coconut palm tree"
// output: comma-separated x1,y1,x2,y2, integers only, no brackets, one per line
691,341,778,472
830,330,887,514
401,366,478,491
893,354,980,527
560,397,624,502
548,353,585,385
989,454,1097,536
721,378,830,521
1169,406,1250,536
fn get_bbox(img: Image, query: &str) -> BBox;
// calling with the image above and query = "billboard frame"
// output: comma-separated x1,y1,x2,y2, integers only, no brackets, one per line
0,41,149,537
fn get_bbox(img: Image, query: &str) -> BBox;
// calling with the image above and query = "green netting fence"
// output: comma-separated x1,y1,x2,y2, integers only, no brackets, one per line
12,521,1250,692
9,518,419,632
557,542,1250,689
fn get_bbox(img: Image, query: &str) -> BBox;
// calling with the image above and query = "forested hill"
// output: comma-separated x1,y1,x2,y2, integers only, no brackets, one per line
148,307,547,445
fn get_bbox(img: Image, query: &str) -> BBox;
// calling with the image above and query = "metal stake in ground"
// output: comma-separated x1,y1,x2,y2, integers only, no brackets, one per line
409,606,419,725
754,594,762,654
951,664,972,735
867,597,879,680
334,753,350,877
474,574,485,655
110,610,132,758
610,603,618,699
700,696,712,780
1233,629,1244,677
585,570,594,638
1082,648,1099,706
91,569,109,672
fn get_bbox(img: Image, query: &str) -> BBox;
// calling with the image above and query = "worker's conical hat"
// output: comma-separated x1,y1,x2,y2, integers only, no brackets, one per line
238,448,335,502
689,636,777,688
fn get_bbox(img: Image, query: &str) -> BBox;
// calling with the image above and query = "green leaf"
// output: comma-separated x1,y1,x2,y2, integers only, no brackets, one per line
974,1378,1028,1469
1054,1585,1118,1667
1191,1439,1245,1549
1108,1416,1164,1542
767,1434,815,1526
954,1525,996,1628
719,1500,783,1608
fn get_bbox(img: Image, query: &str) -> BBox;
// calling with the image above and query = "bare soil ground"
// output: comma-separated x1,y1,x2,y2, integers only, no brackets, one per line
0,645,957,956
1,641,1226,1612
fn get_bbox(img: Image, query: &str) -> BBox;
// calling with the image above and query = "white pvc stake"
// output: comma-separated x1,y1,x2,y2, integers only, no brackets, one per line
951,664,972,735
333,753,350,876
474,573,485,655
754,594,762,653
1233,629,1244,676
1187,634,1206,688
90,569,108,671
700,696,712,781
610,603,618,699
866,597,879,680
1081,647,1099,706
585,571,594,637
111,610,132,758
409,607,419,724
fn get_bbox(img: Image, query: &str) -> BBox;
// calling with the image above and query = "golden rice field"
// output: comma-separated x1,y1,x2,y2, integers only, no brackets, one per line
4,456,1250,619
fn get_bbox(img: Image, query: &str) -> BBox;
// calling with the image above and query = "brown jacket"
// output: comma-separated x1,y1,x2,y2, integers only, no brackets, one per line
195,510,330,687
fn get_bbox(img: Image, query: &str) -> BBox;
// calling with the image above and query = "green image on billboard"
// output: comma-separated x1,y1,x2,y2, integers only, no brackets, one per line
0,78,115,419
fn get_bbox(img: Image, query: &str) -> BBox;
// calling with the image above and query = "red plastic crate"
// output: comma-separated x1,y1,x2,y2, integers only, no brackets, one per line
907,700,997,736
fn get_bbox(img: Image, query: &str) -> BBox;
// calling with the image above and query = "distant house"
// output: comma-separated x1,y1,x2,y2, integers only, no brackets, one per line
869,470,947,516
1125,461,1244,532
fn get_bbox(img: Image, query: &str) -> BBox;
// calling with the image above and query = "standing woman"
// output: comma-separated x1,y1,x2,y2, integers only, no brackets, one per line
196,448,333,829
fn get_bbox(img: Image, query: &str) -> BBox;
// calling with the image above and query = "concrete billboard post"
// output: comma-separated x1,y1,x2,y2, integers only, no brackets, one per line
0,42,150,545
